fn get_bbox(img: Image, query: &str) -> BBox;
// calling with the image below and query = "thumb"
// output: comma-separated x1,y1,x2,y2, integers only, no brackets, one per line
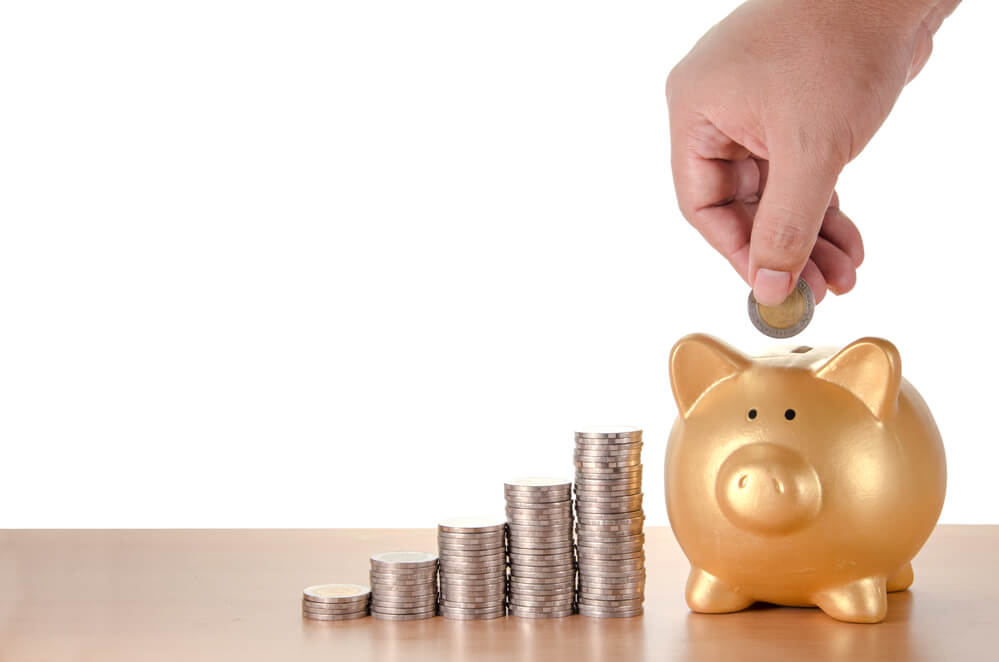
749,154,840,306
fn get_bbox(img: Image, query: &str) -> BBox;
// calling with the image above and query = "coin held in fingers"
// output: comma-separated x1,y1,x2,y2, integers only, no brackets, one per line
748,277,814,338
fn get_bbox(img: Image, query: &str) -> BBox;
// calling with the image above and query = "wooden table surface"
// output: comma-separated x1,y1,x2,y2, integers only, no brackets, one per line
0,525,995,661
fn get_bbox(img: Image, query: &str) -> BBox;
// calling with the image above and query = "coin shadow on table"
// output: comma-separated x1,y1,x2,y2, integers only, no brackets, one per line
677,592,928,662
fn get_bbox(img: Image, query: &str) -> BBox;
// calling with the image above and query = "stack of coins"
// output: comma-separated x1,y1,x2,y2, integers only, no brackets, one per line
504,477,576,618
368,551,439,620
574,426,645,618
437,517,507,620
301,583,371,621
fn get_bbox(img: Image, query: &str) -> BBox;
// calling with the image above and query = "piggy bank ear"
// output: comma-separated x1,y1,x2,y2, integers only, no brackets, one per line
814,337,902,420
670,334,750,418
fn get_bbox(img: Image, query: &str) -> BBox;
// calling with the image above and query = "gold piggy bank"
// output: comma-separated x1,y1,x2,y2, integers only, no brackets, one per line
666,334,946,623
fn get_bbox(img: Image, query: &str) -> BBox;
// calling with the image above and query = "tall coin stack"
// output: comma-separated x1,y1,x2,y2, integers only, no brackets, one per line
504,477,576,618
437,517,508,620
574,426,645,618
368,551,439,621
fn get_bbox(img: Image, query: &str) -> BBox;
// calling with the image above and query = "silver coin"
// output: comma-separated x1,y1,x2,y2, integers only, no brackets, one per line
303,609,370,621
367,573,438,584
509,596,575,609
438,601,508,614
505,505,574,515
368,575,436,588
439,552,507,564
509,586,576,598
577,573,646,585
368,577,438,587
439,561,507,573
577,559,645,572
575,440,642,451
437,531,506,543
576,605,642,618
576,533,644,547
439,578,507,590
505,512,574,522
370,551,438,568
370,610,436,621
509,590,575,602
578,589,643,601
576,545,645,558
578,595,644,608
506,522,573,533
370,602,438,613
440,608,506,620
504,498,570,509
574,458,642,470
576,491,644,504
441,582,506,601
438,571,506,583
439,590,506,602
369,601,438,614
574,452,642,464
576,503,644,515
748,276,814,338
576,551,645,563
507,531,572,542
439,547,507,557
509,566,576,578
508,580,575,592
302,584,371,604
576,510,644,523
574,440,643,451
579,579,645,590
370,590,438,601
505,512,573,523
579,575,646,587
437,516,506,534
506,506,572,517
507,573,577,585
574,465,643,476
504,477,573,490
508,605,575,616
574,479,643,490
370,586,438,598
509,592,574,603
302,601,370,614
574,483,643,494
437,544,506,555
439,562,507,573
507,550,574,562
508,544,574,555
575,426,642,438
506,519,574,529
508,559,575,570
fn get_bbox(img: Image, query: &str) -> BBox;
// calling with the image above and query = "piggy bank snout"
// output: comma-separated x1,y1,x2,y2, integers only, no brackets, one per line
715,443,822,535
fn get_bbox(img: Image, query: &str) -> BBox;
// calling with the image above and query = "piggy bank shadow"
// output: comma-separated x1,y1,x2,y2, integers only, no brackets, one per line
679,591,923,662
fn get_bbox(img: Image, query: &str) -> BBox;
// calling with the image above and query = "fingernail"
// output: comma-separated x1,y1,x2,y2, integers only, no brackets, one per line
753,269,792,306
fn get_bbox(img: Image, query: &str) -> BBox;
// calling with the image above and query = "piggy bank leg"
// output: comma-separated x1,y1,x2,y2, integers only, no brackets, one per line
813,577,887,624
685,566,755,613
886,562,914,592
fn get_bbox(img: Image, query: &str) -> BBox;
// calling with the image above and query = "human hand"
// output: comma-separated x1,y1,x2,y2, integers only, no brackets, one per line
667,0,958,305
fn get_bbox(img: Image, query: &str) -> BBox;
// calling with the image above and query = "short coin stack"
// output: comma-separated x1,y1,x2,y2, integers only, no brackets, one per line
302,583,371,620
437,517,507,620
504,477,576,618
574,426,645,618
369,551,439,620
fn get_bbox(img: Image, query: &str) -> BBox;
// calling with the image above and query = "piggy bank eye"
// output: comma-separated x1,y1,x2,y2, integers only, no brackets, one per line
785,408,796,421
747,409,757,420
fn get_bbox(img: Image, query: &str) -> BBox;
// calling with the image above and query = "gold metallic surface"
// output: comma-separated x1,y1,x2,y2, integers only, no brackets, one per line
757,288,805,329
666,334,947,624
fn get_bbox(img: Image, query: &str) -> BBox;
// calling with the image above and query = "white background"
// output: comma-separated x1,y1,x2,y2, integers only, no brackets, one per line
1,1,996,527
